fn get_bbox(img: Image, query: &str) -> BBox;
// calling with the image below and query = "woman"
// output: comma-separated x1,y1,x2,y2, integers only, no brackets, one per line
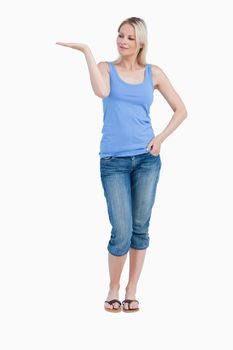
56,17,187,313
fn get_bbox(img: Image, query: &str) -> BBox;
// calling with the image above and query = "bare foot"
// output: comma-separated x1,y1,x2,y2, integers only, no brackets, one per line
123,289,139,310
104,290,121,311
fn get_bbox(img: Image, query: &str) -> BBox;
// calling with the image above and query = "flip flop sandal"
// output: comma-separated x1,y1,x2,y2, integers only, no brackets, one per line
104,299,122,313
122,299,139,312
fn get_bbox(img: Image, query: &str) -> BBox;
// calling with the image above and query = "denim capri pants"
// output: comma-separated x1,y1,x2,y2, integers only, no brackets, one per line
100,151,162,256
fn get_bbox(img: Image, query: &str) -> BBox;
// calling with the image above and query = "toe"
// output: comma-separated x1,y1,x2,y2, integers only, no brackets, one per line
123,299,139,310
105,302,113,310
113,302,120,310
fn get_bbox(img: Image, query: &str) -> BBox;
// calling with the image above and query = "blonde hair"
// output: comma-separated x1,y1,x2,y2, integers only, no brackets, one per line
113,17,148,65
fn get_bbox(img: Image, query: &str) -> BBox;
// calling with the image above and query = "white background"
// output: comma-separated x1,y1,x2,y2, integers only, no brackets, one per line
0,0,232,349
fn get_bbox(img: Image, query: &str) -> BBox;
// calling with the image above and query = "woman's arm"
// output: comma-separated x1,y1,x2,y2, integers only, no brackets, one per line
56,42,110,98
147,65,188,155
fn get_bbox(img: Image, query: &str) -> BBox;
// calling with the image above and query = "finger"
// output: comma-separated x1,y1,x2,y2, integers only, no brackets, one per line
56,42,70,47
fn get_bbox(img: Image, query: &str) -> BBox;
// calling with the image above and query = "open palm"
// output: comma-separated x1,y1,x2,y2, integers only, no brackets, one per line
56,42,88,52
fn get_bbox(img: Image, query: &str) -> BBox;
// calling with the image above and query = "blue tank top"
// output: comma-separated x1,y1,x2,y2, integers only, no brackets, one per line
99,61,155,158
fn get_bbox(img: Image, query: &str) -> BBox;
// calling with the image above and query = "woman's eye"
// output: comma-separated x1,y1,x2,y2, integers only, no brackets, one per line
118,35,134,40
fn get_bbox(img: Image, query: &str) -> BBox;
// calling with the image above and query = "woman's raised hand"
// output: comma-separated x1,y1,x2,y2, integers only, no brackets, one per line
56,42,89,53
56,41,106,97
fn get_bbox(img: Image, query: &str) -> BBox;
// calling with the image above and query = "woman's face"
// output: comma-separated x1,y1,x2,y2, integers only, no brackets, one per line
116,23,141,56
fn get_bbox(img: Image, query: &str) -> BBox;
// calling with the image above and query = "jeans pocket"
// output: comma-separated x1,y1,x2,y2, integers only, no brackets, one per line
101,156,113,160
148,151,160,158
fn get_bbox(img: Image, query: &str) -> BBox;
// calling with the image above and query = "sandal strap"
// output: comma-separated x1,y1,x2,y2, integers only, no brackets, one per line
122,299,139,309
104,299,121,306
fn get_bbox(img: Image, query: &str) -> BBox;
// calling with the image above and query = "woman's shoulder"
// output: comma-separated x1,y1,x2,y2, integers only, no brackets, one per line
151,64,163,75
150,64,166,88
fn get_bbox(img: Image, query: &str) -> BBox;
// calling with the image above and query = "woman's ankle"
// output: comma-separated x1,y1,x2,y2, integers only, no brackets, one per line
125,284,137,296
109,282,120,292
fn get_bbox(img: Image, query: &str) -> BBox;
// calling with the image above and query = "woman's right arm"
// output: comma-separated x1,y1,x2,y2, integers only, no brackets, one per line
84,46,110,98
56,42,110,98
